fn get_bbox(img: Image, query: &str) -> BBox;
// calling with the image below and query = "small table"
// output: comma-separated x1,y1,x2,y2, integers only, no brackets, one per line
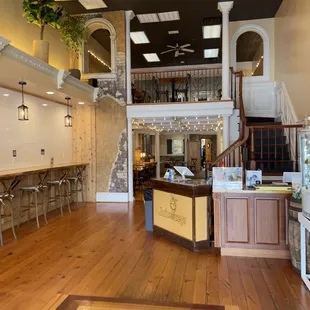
298,212,310,290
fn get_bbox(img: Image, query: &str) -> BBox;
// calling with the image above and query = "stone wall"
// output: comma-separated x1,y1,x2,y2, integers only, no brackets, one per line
72,10,128,197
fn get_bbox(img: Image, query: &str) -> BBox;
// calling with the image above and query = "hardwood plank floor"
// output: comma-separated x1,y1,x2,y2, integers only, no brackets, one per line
0,201,309,310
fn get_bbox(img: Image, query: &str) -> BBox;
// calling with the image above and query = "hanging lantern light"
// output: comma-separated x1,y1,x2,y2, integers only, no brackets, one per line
18,81,29,121
64,96,72,127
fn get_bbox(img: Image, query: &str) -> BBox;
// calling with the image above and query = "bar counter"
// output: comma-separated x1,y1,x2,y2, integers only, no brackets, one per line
213,188,292,258
151,178,212,252
0,162,88,179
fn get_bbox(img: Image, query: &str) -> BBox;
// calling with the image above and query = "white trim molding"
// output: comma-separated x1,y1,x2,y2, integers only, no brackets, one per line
96,192,129,202
0,36,11,54
231,24,270,82
127,101,234,119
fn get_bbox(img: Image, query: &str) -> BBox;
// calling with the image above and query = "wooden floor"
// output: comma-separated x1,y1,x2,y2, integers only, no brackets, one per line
0,201,310,310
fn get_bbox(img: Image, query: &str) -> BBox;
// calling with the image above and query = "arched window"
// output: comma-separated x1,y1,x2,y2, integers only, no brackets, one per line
81,18,117,79
231,24,270,81
236,31,264,77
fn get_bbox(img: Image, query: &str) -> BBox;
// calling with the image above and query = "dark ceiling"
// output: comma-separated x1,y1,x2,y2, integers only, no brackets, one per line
60,0,283,68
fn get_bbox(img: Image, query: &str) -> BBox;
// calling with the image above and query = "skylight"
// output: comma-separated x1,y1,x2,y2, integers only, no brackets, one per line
203,25,221,39
78,0,107,10
143,53,160,62
204,48,219,58
136,13,159,23
168,30,179,35
130,31,150,44
158,11,180,22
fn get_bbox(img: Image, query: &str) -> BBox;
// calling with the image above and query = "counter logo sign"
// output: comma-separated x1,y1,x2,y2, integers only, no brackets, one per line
158,194,187,226
170,195,177,212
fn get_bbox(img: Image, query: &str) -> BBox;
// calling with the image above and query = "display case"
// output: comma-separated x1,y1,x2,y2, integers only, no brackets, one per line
300,129,310,218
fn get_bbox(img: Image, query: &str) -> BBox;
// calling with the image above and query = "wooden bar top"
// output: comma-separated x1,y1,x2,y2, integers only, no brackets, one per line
151,178,212,198
213,188,293,195
0,162,88,178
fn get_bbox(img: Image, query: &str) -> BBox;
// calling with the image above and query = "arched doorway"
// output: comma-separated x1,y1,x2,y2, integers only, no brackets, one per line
81,18,117,78
231,24,270,80
236,31,264,77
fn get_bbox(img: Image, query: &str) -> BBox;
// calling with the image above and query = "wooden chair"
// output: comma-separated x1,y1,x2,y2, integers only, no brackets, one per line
153,77,169,102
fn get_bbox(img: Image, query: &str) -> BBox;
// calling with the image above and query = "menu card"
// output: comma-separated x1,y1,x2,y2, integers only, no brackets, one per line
213,167,243,190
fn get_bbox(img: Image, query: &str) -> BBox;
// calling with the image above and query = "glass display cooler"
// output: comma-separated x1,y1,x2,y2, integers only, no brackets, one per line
300,129,310,218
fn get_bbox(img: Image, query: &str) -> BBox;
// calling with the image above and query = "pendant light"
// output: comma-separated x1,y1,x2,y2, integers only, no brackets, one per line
18,81,29,121
64,96,72,127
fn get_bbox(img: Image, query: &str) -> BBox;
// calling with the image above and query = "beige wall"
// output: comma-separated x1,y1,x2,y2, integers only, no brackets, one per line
275,0,310,119
0,0,70,69
230,18,275,80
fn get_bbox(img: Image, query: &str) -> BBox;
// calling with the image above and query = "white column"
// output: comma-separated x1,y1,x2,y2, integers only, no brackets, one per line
127,118,134,202
155,131,160,178
218,1,234,100
125,11,135,104
184,134,188,163
223,115,230,150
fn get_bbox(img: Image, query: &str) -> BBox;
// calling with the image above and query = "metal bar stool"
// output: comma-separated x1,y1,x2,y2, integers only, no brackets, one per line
0,176,21,246
19,171,49,228
47,170,71,217
67,166,85,206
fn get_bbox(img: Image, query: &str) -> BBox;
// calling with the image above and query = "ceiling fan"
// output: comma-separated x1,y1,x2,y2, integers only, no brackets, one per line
161,43,195,58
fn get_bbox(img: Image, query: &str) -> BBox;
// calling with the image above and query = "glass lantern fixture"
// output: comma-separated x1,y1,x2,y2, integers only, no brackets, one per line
18,81,29,121
64,96,72,127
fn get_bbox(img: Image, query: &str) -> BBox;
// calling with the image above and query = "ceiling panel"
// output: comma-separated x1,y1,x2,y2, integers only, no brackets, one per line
59,0,283,68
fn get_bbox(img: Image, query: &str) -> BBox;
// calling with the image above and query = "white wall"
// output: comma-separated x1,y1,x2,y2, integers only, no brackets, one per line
275,0,310,120
0,88,72,170
160,134,185,156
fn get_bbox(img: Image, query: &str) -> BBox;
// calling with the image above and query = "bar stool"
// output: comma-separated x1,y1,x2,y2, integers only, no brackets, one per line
19,171,48,228
47,172,71,217
0,176,21,246
0,198,17,247
67,166,85,206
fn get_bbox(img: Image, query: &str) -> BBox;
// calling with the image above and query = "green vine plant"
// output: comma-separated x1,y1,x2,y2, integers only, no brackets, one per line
23,0,63,40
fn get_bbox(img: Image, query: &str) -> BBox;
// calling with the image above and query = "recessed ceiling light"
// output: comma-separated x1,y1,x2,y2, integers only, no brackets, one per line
204,48,219,58
78,102,85,105
143,53,160,62
78,0,107,10
42,103,48,107
136,13,159,23
2,93,10,97
168,30,179,35
130,31,150,44
158,11,180,22
180,61,185,64
203,25,221,39
46,91,54,95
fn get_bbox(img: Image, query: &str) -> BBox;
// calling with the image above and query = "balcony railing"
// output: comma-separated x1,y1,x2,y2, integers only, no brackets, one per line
131,67,223,104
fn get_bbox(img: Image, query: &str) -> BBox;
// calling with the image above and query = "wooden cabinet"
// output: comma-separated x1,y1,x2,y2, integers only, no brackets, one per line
213,190,291,258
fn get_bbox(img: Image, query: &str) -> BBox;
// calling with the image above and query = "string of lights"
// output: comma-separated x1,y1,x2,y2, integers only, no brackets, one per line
88,50,112,71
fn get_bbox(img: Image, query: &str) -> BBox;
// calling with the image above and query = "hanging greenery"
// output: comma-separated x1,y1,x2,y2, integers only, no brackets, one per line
23,0,63,40
59,14,87,55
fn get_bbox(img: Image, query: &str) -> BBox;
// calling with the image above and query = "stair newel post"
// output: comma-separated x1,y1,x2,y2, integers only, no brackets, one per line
250,127,256,170
295,128,298,172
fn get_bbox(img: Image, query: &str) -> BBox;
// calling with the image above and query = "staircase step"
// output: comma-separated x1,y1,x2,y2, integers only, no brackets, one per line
247,117,276,124
253,145,289,152
253,130,284,138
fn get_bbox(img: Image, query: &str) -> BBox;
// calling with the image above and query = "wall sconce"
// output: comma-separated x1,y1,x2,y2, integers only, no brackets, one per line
64,97,72,127
140,152,146,161
18,81,29,121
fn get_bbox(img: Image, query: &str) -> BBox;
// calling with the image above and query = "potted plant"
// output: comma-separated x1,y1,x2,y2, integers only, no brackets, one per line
59,14,87,79
23,0,63,63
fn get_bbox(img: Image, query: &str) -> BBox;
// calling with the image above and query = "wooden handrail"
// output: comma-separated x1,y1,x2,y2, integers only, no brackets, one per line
207,71,247,171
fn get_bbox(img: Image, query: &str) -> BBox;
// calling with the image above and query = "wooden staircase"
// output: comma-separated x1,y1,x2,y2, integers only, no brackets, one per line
247,117,301,175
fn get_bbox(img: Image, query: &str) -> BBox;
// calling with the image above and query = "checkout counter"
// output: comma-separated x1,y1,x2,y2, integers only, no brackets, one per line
151,178,212,252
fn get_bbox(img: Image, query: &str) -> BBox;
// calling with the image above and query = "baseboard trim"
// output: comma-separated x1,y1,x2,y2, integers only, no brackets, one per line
221,247,290,259
96,192,129,202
